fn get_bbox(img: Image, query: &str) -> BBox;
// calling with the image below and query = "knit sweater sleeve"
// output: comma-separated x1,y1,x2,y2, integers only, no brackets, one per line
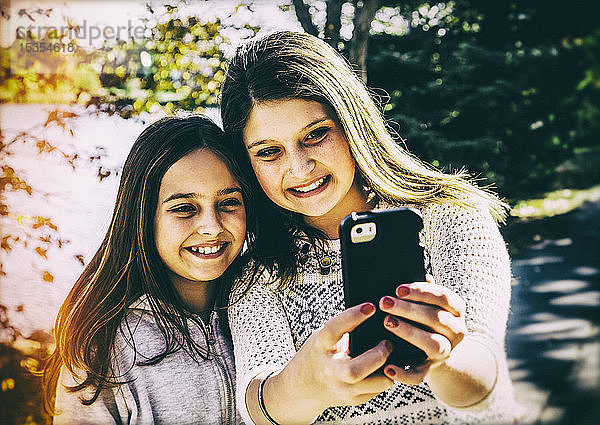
422,203,516,418
229,279,297,425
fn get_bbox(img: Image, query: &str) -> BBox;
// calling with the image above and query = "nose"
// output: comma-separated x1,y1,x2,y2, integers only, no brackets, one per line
196,208,223,237
286,147,316,178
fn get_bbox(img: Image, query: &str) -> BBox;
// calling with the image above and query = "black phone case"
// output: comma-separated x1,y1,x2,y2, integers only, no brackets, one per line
340,207,428,368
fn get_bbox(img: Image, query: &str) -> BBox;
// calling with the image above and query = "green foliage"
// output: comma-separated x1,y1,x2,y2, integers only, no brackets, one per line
1,4,259,118
87,5,259,118
368,0,600,199
0,29,101,103
511,184,600,219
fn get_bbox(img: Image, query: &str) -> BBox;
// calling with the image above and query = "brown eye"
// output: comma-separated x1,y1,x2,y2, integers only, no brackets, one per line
255,146,281,159
168,204,196,215
305,127,329,144
219,198,243,211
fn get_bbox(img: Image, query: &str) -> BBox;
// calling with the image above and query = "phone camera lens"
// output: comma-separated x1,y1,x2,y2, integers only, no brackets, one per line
356,227,363,234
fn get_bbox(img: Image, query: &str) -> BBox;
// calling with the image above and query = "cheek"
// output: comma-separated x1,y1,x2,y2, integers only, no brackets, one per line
155,216,184,253
154,223,170,263
250,160,281,197
227,212,247,250
235,211,247,239
323,137,356,180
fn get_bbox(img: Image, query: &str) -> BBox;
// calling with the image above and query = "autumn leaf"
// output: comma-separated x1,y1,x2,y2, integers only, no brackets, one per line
42,271,54,282
97,167,111,181
1,236,11,251
35,246,47,259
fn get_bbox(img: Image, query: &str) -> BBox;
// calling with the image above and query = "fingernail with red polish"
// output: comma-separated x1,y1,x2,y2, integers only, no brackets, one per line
396,285,410,297
382,296,395,308
385,316,400,328
386,367,396,377
360,303,375,315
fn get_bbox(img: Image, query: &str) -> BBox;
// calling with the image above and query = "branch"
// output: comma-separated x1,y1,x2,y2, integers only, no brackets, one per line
292,0,319,37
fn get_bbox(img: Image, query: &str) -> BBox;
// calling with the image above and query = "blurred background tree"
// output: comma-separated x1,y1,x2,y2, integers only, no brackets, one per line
87,3,258,118
366,0,600,199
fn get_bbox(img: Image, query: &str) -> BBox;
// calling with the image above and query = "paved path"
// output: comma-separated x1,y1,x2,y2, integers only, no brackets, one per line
503,199,600,424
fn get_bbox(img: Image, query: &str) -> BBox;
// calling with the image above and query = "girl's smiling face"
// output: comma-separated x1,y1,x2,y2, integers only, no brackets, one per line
243,99,368,235
154,149,246,287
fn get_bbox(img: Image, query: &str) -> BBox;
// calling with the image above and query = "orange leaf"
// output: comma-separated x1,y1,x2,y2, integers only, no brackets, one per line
35,247,48,259
1,236,11,251
42,271,54,282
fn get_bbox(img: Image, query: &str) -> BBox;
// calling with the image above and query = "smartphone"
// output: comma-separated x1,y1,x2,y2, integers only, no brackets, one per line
340,207,428,368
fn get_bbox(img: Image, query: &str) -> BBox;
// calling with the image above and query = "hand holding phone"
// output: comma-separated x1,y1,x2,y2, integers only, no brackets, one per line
340,207,429,368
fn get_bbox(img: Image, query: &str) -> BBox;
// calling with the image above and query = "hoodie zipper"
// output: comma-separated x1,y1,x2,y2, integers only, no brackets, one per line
207,314,234,425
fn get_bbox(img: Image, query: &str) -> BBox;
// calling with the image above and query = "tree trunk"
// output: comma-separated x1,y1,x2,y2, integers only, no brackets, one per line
291,0,380,82
349,0,380,82
291,0,319,36
324,0,344,48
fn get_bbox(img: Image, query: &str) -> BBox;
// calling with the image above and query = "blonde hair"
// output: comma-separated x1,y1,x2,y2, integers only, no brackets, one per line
221,31,507,222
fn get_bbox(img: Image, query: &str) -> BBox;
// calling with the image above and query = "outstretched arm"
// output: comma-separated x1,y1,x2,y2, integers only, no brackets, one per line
378,277,497,408
379,204,512,410
229,279,395,425
251,302,394,424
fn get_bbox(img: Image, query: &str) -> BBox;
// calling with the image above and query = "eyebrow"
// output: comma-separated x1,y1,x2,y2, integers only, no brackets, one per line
245,117,330,150
162,187,242,204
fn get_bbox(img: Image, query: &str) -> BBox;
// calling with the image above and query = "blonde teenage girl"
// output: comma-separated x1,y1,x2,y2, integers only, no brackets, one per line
220,31,520,424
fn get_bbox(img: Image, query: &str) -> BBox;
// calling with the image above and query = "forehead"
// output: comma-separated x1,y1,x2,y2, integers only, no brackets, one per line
158,149,238,198
243,99,332,143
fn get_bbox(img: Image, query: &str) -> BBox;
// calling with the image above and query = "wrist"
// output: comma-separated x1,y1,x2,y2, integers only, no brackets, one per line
263,368,327,425
425,336,498,408
259,371,280,424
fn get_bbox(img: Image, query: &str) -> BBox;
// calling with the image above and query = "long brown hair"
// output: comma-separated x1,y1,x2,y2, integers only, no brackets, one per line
220,31,508,291
42,115,254,413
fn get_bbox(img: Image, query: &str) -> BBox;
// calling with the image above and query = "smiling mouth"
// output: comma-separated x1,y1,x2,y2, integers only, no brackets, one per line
288,175,331,196
185,243,228,258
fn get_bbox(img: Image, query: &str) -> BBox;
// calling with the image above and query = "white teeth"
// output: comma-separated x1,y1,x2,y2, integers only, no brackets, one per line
190,244,223,254
294,177,325,193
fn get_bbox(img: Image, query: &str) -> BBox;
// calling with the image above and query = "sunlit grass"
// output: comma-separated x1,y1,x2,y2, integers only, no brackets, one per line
510,184,600,219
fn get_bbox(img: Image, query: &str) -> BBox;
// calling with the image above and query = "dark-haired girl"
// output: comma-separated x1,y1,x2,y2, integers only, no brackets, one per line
43,115,250,424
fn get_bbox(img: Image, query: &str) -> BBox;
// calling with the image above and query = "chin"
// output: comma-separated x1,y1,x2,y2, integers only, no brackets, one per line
294,202,336,218
189,269,227,283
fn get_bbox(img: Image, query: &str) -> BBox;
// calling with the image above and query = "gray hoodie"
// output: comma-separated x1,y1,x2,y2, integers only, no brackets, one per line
54,296,242,425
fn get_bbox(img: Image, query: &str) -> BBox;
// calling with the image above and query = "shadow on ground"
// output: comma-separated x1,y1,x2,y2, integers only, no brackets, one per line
503,200,600,424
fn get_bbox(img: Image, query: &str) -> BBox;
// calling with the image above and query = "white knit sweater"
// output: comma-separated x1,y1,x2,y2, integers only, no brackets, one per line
229,202,520,424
